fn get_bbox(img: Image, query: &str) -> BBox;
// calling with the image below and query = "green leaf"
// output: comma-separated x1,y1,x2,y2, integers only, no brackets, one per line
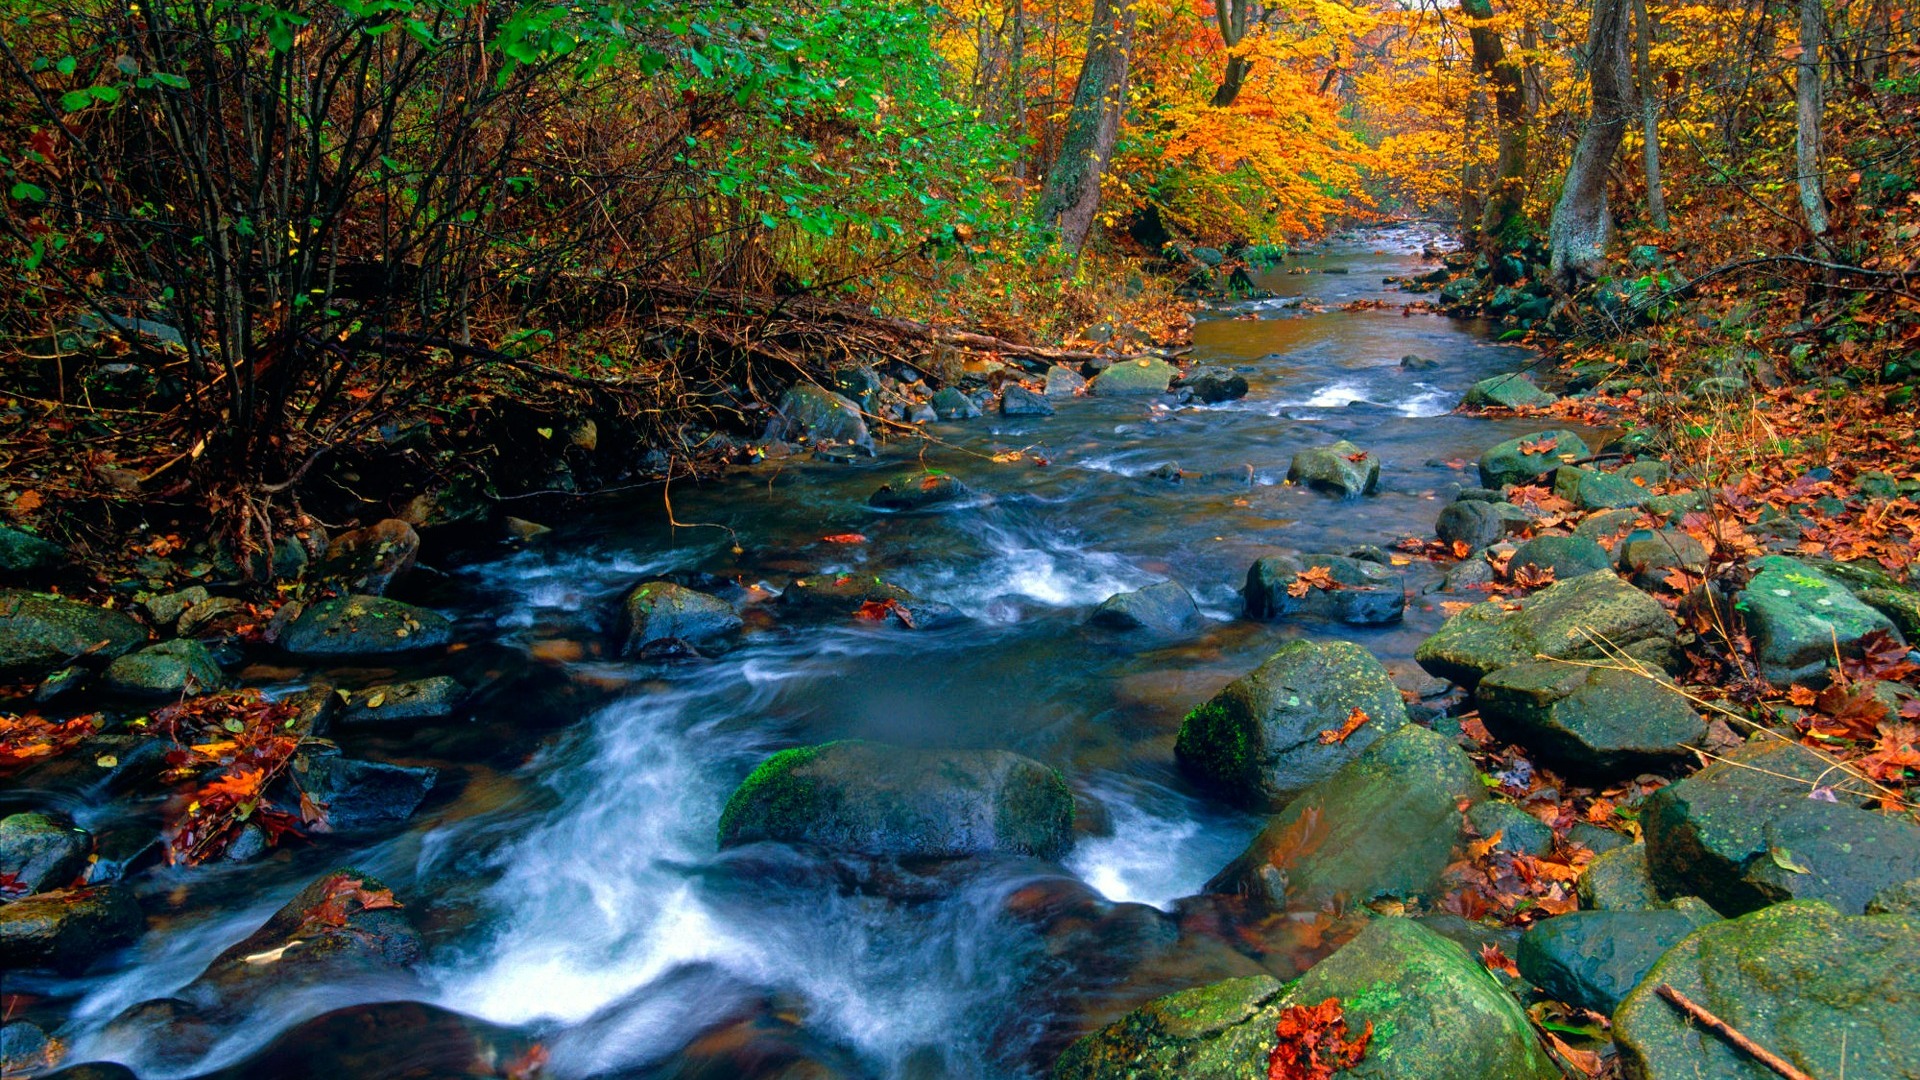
59,89,93,112
149,72,190,89
87,85,121,104
1770,846,1812,874
9,182,46,203
55,55,76,76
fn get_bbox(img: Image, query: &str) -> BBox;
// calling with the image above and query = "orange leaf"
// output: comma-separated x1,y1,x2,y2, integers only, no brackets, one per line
821,533,869,544
1480,942,1520,978
1319,707,1371,745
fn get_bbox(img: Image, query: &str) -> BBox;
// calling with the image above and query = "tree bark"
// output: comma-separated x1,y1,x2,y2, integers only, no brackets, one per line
1634,0,1668,229
1795,0,1830,242
1462,0,1528,251
1010,0,1027,182
1035,0,1135,256
1210,0,1262,107
1548,0,1635,291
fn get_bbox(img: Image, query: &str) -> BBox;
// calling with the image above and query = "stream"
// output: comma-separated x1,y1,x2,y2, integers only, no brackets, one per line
46,224,1586,1079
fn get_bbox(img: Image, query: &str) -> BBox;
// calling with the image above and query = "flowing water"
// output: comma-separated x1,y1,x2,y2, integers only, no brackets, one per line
41,224,1595,1079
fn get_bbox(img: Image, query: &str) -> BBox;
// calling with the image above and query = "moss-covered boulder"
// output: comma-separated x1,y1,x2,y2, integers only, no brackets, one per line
1275,917,1560,1080
1577,843,1661,911
1508,535,1612,581
1243,554,1405,625
770,383,872,449
1287,441,1379,498
0,885,144,973
280,596,452,656
1643,737,1920,915
619,581,742,654
1091,358,1178,396
1615,530,1708,590
0,590,147,678
1205,725,1482,911
1739,556,1901,685
1517,907,1718,1014
1553,466,1647,511
1476,662,1705,778
1049,975,1285,1080
1462,373,1556,409
1414,570,1679,687
1613,901,1920,1080
179,868,422,1007
1089,581,1201,635
100,639,228,697
1477,430,1590,488
716,741,1074,860
1175,640,1410,806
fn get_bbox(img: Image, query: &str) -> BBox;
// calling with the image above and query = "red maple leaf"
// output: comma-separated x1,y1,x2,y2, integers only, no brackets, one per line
1268,997,1373,1080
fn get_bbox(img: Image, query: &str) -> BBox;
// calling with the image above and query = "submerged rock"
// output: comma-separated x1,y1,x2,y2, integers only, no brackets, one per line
1088,581,1201,635
315,519,419,596
1740,556,1901,685
1175,640,1410,806
100,639,227,697
869,472,970,511
1477,429,1591,488
1090,358,1178,396
0,885,143,973
717,740,1074,860
620,581,742,654
0,589,147,678
1287,440,1379,498
280,596,452,656
1476,662,1705,778
1242,553,1405,625
1415,570,1680,686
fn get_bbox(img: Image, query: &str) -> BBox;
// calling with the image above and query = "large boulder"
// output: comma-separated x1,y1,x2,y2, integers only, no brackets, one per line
1508,534,1613,581
1477,430,1591,488
1050,975,1286,1080
280,596,452,656
315,519,419,596
0,812,91,894
716,741,1074,860
1175,640,1410,807
1176,367,1249,404
1415,570,1680,687
1476,662,1705,778
1517,906,1718,1014
1242,554,1405,625
1090,358,1178,396
1613,901,1920,1080
619,581,742,654
1739,556,1901,685
179,868,422,1007
0,885,143,973
1287,441,1379,498
1462,373,1556,409
100,639,228,697
1088,581,1201,635
770,384,871,450
0,590,146,678
1205,725,1483,911
1643,737,1920,916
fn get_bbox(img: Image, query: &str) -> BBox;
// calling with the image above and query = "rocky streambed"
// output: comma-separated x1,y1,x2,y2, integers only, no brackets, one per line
5,225,1919,1080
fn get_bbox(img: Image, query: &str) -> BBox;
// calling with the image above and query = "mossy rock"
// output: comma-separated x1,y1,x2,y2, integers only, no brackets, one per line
1476,661,1704,779
1091,358,1179,396
1477,430,1590,488
1175,640,1410,806
0,527,66,578
870,472,971,511
1517,907,1718,1015
771,384,871,449
1205,725,1482,911
0,885,144,974
1414,570,1679,687
778,573,916,613
1739,556,1902,685
1553,466,1647,511
1089,581,1201,635
1577,844,1661,911
1049,975,1285,1080
0,590,147,678
1613,901,1920,1080
1462,373,1556,409
619,581,742,654
100,639,228,698
0,812,91,895
716,740,1074,860
281,596,453,656
1508,535,1612,580
1242,554,1405,626
1288,441,1379,498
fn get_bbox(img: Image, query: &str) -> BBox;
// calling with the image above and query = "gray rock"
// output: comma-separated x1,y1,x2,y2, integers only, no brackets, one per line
1044,365,1088,397
280,596,452,656
1287,440,1378,498
771,384,872,450
1462,373,1557,409
0,885,143,973
1518,907,1718,1014
1467,801,1554,856
619,581,742,654
100,639,228,697
1435,499,1520,552
906,402,937,424
1578,843,1662,910
1509,534,1613,580
1401,354,1441,371
177,596,245,637
0,590,147,678
1616,529,1708,588
141,586,209,629
1574,508,1642,548
869,472,970,511
1478,430,1591,488
931,387,982,419
1001,385,1055,416
294,751,437,831
1416,569,1680,686
1176,367,1249,403
0,812,90,894
340,677,467,725
1477,662,1706,777
1088,581,1201,635
1689,375,1751,402
0,527,66,578
1554,466,1648,510
316,519,420,596
1740,556,1901,685
1090,358,1178,396
1243,553,1405,625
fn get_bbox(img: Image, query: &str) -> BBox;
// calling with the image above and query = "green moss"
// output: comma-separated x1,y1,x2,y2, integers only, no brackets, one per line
716,742,834,845
1173,700,1256,797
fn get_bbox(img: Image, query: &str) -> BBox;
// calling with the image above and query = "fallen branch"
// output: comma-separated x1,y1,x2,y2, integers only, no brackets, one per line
1654,984,1818,1080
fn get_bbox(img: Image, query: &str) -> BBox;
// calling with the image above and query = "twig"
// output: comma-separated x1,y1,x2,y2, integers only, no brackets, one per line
1654,984,1818,1080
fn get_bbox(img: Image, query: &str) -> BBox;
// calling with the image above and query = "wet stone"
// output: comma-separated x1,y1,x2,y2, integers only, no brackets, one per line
1044,365,1087,397
1577,843,1662,911
1739,556,1900,685
0,527,66,579
1416,569,1680,686
1466,800,1554,856
340,676,467,725
290,750,437,831
0,811,91,894
1175,367,1249,403
620,581,742,654
1508,534,1612,580
1090,358,1178,396
1462,373,1556,409
316,519,420,597
1517,906,1718,1015
1088,581,1201,635
1243,553,1405,625
770,384,871,451
1478,429,1591,488
931,387,983,419
280,596,453,656
869,472,970,511
0,885,144,973
100,639,228,697
1286,440,1378,498
0,589,148,678
1476,661,1705,778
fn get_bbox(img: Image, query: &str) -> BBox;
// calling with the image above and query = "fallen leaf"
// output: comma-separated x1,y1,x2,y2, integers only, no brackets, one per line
1480,942,1520,978
1319,707,1371,745
822,533,869,544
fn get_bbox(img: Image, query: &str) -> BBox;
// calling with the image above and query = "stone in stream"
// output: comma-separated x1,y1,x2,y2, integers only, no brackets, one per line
1090,357,1178,396
868,471,970,511
716,740,1074,860
1554,465,1649,511
99,639,228,697
1286,440,1378,498
0,885,144,973
931,386,983,419
0,526,66,578
1508,534,1613,580
314,519,420,596
1477,429,1591,488
1205,725,1482,911
1414,569,1680,687
1462,372,1556,409
619,581,742,655
1174,367,1248,403
1517,905,1720,1015
1642,736,1920,916
279,595,453,656
0,1022,57,1076
1175,639,1410,807
1401,353,1440,371
1088,581,1201,635
1738,555,1901,685
0,589,147,678
0,811,91,894
1001,384,1056,416
183,1002,538,1080
1049,974,1285,1080
1434,499,1529,552
1044,365,1088,397
287,750,437,831
1577,843,1662,911
769,383,872,451
339,676,467,725
1242,553,1406,625
1475,661,1706,778
1613,901,1920,1080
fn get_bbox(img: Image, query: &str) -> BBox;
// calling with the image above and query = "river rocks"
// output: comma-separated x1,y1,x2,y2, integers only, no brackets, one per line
339,677,466,725
1740,556,1900,685
1462,373,1556,409
1049,974,1285,1080
1206,725,1482,910
1553,466,1647,510
1613,901,1920,1080
1643,737,1920,915
1578,843,1662,910
0,527,66,578
1089,581,1201,635
1091,358,1178,396
869,471,970,511
1001,385,1056,416
1276,917,1559,1080
1287,440,1379,498
1242,554,1405,625
717,741,1073,859
1415,569,1680,686
0,812,90,894
280,596,452,656
1176,640,1410,806
1045,365,1087,397
0,590,147,677
142,586,208,629
0,885,144,972
1508,534,1612,580
1615,529,1707,589
1435,499,1529,552
620,581,742,654
771,384,872,451
1401,353,1440,371
315,519,420,596
1517,907,1718,1014
184,869,423,1005
1476,662,1705,777
1175,367,1249,403
931,387,983,419
294,751,437,831
1574,507,1640,548
1477,429,1590,488
780,573,915,613
1467,800,1554,856
100,639,227,697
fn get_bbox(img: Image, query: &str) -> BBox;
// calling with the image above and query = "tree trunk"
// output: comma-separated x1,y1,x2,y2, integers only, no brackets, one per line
1634,0,1668,229
1210,0,1262,107
1462,0,1528,251
1212,55,1253,107
1010,0,1027,182
1036,0,1135,256
1548,0,1634,291
1795,0,1830,242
